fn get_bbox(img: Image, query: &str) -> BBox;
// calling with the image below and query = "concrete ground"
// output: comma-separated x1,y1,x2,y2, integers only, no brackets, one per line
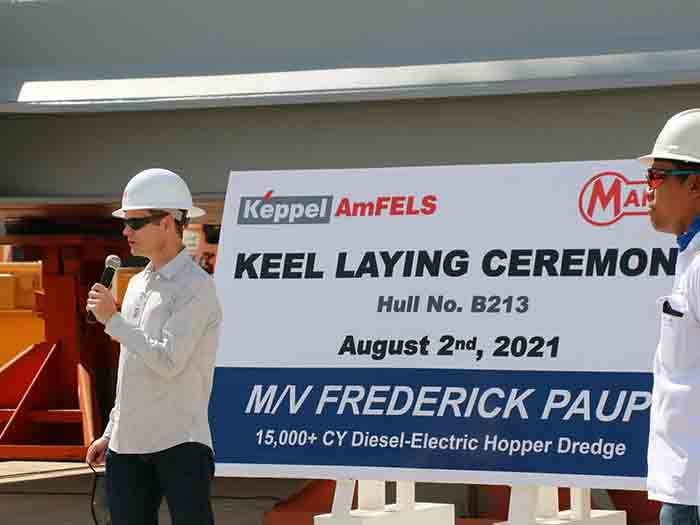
1,464,628,525
0,461,490,524
0,462,308,525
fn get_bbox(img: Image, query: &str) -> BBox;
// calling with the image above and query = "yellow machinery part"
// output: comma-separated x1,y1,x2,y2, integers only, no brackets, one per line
0,263,45,367
113,267,142,306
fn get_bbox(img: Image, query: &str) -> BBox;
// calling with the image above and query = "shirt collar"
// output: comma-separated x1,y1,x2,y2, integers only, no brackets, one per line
143,247,190,280
677,215,700,252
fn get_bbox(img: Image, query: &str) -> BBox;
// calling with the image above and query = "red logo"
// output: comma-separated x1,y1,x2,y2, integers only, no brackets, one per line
579,172,648,226
334,195,438,217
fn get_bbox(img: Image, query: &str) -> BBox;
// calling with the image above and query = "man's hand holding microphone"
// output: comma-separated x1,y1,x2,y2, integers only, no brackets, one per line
86,283,118,325
85,255,121,326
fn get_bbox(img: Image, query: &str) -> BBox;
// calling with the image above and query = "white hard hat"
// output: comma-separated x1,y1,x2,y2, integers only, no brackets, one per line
113,168,205,219
638,109,700,166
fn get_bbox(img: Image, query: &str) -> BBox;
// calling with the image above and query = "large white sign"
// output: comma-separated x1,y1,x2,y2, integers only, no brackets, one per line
211,161,672,489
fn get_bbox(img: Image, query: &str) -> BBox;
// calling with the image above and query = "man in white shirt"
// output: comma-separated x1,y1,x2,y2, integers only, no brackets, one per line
641,109,700,525
85,168,222,525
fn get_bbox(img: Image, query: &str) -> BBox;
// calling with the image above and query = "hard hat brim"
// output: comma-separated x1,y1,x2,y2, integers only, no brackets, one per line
112,206,206,219
638,152,700,166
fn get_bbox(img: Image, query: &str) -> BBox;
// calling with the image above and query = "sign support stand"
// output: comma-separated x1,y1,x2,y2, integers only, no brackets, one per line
314,479,454,525
499,486,626,525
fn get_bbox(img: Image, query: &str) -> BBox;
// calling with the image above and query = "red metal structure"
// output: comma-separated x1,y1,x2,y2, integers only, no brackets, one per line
0,234,129,460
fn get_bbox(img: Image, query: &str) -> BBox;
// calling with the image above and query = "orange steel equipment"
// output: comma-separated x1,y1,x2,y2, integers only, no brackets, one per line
0,234,130,461
0,261,45,366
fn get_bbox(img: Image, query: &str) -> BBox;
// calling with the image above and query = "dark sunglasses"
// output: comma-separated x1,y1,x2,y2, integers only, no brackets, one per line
123,213,168,231
646,167,700,190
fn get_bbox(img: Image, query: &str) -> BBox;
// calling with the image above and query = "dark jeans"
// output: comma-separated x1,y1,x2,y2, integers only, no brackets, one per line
106,442,215,525
661,504,700,525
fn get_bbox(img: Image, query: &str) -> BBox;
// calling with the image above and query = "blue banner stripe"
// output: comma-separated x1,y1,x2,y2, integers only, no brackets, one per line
210,368,652,477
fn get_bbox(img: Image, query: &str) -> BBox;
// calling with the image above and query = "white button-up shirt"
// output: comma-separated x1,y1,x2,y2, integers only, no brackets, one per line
647,232,700,504
103,248,222,454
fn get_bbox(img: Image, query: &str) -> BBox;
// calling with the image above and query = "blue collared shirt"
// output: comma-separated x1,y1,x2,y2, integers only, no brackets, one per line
677,216,700,252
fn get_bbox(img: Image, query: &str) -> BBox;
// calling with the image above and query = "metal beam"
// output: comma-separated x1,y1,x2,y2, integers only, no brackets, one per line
3,49,700,113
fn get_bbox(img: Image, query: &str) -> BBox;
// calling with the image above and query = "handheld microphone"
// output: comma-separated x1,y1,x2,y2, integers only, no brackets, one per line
87,255,122,324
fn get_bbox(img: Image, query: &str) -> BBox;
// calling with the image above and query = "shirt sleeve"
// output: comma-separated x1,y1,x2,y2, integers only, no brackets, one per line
104,280,220,379
102,405,117,439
